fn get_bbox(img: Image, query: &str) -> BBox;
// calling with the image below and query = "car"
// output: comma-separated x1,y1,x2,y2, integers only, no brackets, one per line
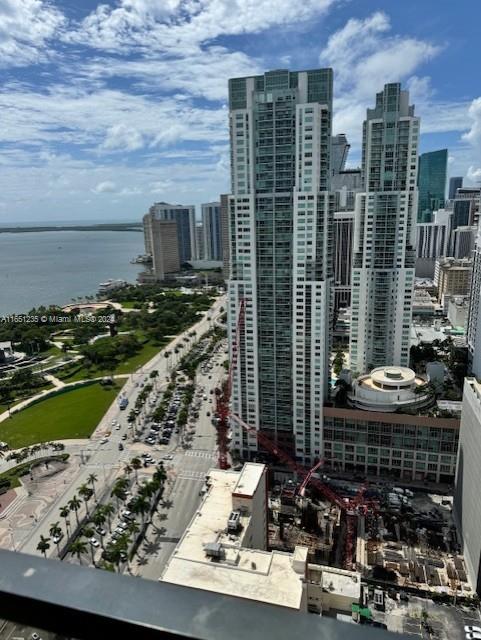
118,521,129,531
89,537,100,547
160,438,169,444
466,634,481,640
111,531,121,540
111,419,117,426
145,438,155,445
162,454,174,461
115,424,121,430
121,434,127,440
114,526,125,535
203,395,207,400
121,510,133,518
118,443,124,451
31,634,42,640
52,533,63,544
119,551,128,561
465,628,481,635
141,452,149,458
95,527,106,537
100,437,108,444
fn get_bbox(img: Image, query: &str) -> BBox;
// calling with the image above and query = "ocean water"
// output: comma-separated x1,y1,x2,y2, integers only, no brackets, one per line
0,229,145,315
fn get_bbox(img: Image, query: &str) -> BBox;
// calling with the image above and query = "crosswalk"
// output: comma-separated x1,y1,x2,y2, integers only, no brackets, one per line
184,450,217,460
176,470,205,481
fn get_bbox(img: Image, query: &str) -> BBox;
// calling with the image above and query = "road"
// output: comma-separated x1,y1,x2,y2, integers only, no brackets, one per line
17,295,225,558
134,343,227,580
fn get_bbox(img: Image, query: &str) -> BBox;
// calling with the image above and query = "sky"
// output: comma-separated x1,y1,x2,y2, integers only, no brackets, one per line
0,0,480,223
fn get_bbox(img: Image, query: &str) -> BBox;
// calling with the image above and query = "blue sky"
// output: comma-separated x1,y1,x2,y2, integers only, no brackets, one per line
0,0,480,222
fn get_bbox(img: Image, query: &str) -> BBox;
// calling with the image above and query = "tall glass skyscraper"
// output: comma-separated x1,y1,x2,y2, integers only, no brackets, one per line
350,83,419,374
201,202,222,260
449,176,463,200
227,68,334,465
417,148,447,223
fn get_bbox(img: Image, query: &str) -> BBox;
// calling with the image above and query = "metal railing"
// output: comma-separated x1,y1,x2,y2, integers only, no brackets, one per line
0,549,405,640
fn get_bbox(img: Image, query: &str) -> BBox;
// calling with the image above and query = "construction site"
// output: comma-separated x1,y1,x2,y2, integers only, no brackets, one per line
211,298,478,640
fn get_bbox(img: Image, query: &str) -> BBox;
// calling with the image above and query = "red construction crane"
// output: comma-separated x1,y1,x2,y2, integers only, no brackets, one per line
215,298,374,569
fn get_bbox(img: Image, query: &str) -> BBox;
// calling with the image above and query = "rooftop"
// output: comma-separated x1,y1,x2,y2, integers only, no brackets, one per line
161,465,306,610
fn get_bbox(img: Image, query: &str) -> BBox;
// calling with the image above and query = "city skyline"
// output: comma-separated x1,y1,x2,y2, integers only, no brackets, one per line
0,0,479,222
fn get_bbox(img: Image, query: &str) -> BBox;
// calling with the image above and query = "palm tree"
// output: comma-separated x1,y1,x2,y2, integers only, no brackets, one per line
123,463,132,477
111,484,126,509
49,522,63,556
69,539,88,565
138,481,155,501
127,520,140,539
37,535,50,558
59,505,71,537
131,496,150,522
130,457,142,482
82,526,96,565
78,484,94,516
102,503,115,532
92,511,107,548
68,495,82,527
87,473,98,500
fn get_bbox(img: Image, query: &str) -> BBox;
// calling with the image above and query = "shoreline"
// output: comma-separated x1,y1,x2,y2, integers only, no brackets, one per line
0,223,142,234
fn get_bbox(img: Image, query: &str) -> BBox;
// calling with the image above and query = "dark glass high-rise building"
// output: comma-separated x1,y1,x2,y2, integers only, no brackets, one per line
449,176,463,200
417,148,447,222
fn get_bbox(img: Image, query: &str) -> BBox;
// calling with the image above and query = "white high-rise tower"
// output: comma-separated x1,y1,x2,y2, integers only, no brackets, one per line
350,84,419,374
227,68,334,465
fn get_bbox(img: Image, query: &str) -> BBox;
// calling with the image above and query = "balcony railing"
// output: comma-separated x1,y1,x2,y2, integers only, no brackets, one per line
0,549,403,640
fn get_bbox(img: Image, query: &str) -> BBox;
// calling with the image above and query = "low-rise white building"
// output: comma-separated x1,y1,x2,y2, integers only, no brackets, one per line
161,463,361,614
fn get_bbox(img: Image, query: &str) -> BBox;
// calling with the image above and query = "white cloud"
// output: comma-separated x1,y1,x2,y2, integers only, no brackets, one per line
467,166,481,183
462,97,481,147
68,0,338,54
0,0,66,67
102,123,144,152
93,180,116,193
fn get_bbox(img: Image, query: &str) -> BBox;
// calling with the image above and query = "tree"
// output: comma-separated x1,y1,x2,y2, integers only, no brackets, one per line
102,503,115,532
87,473,98,500
332,349,345,376
92,510,107,547
37,535,50,558
111,481,127,508
78,484,94,516
131,496,150,522
49,522,63,556
69,539,88,565
130,457,142,482
68,495,82,527
81,526,96,565
59,505,71,537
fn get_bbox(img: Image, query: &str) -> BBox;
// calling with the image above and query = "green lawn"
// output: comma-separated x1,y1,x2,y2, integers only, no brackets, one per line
0,383,120,449
119,300,141,309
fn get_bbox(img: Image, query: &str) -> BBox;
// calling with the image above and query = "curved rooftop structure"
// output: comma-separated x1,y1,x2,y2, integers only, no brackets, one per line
348,366,433,413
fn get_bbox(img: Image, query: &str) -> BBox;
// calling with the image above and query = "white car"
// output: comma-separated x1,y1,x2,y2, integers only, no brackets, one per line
89,538,100,547
465,628,481,636
100,437,108,444
466,634,481,640
162,454,174,461
115,424,121,430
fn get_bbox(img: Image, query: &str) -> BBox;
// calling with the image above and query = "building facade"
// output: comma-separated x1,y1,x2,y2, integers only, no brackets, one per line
467,228,481,377
333,211,354,310
330,133,349,175
201,202,222,261
434,257,472,305
146,202,196,264
228,68,334,465
417,148,447,223
350,83,419,374
415,208,451,278
195,222,205,260
220,194,230,279
147,219,180,280
454,378,481,595
323,406,459,484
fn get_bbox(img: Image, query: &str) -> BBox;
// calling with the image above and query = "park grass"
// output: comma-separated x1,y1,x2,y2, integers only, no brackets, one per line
119,300,141,309
0,383,120,449
55,338,165,382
